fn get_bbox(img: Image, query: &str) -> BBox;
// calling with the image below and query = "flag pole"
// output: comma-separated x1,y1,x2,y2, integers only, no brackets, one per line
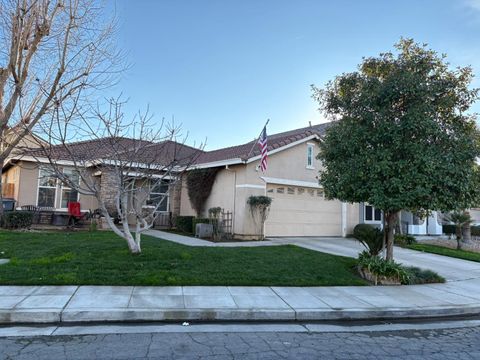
246,119,269,160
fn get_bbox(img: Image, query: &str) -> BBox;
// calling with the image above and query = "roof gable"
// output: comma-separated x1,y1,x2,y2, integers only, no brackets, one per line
194,122,331,166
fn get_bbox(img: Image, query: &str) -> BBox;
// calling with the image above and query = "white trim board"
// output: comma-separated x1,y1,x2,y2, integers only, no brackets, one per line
235,184,266,189
192,158,243,169
260,177,322,189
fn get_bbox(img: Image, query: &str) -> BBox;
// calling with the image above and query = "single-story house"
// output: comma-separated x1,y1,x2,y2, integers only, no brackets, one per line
2,123,443,238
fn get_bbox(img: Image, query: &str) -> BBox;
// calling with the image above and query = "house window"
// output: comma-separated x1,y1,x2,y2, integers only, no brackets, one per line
37,167,57,208
60,169,80,208
306,144,314,169
276,187,284,194
364,204,382,222
149,181,169,212
287,187,295,195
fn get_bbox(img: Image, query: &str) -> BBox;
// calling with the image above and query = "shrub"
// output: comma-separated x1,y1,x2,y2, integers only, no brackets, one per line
442,224,456,235
358,251,409,284
394,234,417,246
471,226,480,237
2,211,34,229
208,207,222,218
247,196,272,208
175,216,194,234
404,267,445,285
353,224,384,256
358,252,444,285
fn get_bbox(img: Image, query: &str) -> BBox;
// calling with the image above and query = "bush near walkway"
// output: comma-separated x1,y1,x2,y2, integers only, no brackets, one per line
0,231,367,286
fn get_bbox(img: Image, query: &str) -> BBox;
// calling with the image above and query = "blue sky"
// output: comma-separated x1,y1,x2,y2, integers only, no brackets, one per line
109,0,480,150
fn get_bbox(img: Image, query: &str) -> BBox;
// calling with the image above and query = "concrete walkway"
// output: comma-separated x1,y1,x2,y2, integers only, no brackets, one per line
1,232,480,324
145,229,282,247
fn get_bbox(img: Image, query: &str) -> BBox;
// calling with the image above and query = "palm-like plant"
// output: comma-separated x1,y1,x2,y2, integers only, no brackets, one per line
446,211,472,250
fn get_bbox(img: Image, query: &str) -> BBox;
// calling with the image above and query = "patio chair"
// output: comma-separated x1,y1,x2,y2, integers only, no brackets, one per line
67,202,87,228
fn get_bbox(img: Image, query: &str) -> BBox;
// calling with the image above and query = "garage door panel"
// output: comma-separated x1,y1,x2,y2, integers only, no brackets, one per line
265,184,342,237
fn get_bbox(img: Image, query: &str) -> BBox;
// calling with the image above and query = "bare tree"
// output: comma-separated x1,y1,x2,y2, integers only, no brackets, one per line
32,99,202,254
0,0,121,215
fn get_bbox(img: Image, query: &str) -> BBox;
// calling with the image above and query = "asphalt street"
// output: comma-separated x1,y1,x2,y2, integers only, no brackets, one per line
1,321,480,359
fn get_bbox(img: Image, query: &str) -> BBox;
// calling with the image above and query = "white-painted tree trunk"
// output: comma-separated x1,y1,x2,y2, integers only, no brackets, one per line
100,204,141,254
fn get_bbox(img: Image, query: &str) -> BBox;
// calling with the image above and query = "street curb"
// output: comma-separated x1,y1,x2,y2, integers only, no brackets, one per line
1,305,480,324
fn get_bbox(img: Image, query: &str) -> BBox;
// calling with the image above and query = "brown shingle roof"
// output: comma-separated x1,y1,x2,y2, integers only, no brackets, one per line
18,122,332,167
24,137,157,161
119,140,203,166
195,122,331,164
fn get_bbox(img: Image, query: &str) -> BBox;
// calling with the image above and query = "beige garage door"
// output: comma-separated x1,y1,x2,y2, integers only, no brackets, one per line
264,184,342,237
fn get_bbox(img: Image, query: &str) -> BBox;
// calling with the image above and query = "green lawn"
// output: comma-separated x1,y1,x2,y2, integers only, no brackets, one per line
0,231,367,286
407,243,480,263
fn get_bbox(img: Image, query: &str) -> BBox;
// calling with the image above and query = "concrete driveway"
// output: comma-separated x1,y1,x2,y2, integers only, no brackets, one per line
268,237,480,282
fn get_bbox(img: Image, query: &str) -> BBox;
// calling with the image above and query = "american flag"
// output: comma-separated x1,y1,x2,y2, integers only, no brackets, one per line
258,125,268,172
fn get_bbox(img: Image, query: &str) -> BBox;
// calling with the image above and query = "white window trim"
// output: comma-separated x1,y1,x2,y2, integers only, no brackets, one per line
364,204,382,223
36,166,58,208
306,143,315,169
59,184,80,210
58,169,80,210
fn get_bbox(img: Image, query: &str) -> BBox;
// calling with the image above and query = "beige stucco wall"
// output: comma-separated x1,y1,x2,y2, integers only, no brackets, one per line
202,168,236,216
11,161,98,211
179,177,196,217
178,140,361,238
346,202,360,235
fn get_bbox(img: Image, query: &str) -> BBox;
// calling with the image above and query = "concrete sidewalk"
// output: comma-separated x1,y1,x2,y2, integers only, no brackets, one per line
1,282,480,324
2,233,480,324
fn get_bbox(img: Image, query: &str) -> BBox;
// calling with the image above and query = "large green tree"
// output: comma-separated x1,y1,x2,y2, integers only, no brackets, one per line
312,39,480,260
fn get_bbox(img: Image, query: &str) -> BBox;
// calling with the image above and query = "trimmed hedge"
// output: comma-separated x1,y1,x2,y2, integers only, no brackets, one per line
2,211,34,229
443,224,480,236
472,226,480,237
175,216,194,234
442,224,456,235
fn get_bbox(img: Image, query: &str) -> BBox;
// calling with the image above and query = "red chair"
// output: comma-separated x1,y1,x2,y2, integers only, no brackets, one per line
68,202,82,218
67,202,84,227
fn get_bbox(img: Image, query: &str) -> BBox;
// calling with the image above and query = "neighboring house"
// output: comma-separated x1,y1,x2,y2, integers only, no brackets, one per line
3,123,443,237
